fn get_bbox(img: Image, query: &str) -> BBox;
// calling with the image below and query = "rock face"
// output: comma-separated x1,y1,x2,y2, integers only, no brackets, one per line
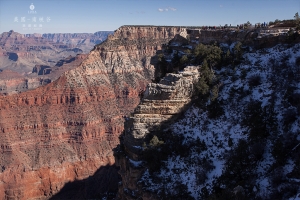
0,70,51,95
40,31,113,53
0,30,83,74
190,28,293,47
0,26,183,199
116,66,200,199
0,29,105,94
0,30,112,77
0,54,88,95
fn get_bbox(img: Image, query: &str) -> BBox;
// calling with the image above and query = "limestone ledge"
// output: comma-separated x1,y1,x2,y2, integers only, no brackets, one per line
124,66,199,144
117,66,199,200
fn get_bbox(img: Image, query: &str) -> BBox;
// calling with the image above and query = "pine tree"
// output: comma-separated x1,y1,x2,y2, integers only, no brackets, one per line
172,52,180,70
156,54,168,81
294,12,300,30
149,135,164,147
234,42,243,62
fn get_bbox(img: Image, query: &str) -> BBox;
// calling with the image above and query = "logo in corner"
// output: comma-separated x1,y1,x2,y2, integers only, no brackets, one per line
29,3,35,11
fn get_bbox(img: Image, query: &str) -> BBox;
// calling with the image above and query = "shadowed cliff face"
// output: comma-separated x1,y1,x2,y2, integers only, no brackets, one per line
0,26,183,200
115,67,200,200
49,165,121,200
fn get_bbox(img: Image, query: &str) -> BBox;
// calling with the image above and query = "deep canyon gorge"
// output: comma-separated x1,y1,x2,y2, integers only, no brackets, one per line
0,22,299,199
0,26,186,199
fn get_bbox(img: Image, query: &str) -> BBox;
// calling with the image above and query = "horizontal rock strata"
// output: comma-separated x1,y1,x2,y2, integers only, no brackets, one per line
0,26,184,199
117,66,200,199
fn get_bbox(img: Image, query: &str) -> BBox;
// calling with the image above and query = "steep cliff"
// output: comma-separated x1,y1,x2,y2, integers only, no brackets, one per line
40,31,113,53
0,30,112,76
116,66,200,199
0,26,184,199
0,69,51,95
0,54,88,95
0,30,83,74
194,28,294,48
115,32,300,199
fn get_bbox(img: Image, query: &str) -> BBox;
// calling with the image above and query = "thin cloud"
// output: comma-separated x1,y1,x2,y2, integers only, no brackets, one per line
158,7,177,12
219,5,223,8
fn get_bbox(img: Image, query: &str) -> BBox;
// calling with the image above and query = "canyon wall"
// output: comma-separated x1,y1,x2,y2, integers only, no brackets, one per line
0,70,51,95
0,26,184,199
0,30,112,75
0,30,83,74
193,28,291,47
40,31,113,52
0,54,88,95
116,66,199,199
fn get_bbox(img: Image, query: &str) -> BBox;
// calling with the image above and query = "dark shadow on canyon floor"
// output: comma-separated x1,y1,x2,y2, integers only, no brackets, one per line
49,164,121,200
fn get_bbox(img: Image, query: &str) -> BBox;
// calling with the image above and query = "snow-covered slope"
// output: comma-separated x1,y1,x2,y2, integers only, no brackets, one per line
139,43,300,199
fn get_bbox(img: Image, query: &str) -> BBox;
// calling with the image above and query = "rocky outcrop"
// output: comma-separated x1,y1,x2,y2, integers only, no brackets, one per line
116,66,200,199
0,26,183,199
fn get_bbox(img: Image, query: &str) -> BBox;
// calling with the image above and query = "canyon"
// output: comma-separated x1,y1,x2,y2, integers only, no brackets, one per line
0,30,112,94
0,26,185,199
0,24,297,199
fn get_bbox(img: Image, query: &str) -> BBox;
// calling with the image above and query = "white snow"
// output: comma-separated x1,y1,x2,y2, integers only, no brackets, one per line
129,159,143,167
139,43,300,199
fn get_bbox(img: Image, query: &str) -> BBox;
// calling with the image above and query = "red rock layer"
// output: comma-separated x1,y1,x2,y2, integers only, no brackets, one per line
0,26,183,199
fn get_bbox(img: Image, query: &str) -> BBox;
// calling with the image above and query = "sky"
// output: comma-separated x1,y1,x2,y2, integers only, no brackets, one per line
0,0,299,34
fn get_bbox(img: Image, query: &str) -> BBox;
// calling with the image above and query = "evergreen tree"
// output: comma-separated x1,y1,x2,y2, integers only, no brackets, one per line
196,59,214,97
171,52,180,71
223,49,232,66
155,54,168,82
193,43,222,68
180,55,189,69
233,42,243,62
294,12,300,30
149,135,164,147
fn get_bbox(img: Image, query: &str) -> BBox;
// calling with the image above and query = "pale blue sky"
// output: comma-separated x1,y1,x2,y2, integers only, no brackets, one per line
0,0,299,34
